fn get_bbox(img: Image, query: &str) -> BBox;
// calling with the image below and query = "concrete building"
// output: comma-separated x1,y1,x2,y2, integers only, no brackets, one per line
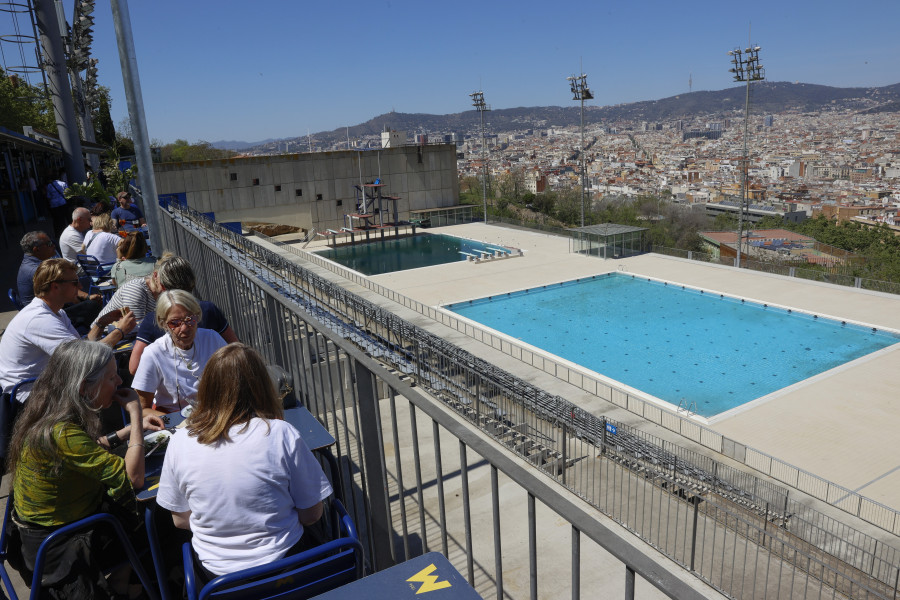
153,144,459,232
381,128,406,148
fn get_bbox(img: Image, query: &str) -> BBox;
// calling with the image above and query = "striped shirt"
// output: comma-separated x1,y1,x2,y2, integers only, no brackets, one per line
92,276,156,329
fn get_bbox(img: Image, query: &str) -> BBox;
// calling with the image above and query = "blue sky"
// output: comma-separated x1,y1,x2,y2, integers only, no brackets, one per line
49,0,900,143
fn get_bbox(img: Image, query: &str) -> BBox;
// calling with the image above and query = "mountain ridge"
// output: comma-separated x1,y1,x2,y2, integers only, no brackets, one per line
211,81,900,152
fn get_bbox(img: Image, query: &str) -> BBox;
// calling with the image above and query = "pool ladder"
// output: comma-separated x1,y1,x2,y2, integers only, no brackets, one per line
677,398,697,416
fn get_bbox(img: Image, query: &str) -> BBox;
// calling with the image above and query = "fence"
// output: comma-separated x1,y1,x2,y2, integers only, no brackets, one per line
653,246,900,296
155,202,900,599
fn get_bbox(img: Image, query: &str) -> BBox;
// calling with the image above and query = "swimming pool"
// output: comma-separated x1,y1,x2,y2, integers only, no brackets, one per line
445,273,900,417
315,233,511,276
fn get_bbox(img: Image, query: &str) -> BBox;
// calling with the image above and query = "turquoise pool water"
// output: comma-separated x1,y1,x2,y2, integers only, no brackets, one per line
445,273,899,417
316,233,510,275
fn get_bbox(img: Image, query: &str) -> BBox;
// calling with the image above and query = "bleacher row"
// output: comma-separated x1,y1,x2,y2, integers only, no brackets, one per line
166,204,900,586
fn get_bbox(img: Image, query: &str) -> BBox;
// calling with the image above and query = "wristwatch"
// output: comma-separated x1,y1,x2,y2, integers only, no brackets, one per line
106,431,122,449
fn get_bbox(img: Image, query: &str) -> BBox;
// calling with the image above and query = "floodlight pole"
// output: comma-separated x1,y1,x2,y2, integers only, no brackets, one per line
567,73,593,227
470,91,490,223
727,44,764,268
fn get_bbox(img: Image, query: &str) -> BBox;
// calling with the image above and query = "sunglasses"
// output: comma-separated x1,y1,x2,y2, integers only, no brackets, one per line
166,315,200,330
35,240,55,247
53,278,80,286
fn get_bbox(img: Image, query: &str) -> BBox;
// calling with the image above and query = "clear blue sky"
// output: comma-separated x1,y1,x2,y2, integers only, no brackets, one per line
72,0,900,143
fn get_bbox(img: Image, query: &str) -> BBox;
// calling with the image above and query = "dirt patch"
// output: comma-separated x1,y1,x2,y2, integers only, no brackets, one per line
243,222,304,237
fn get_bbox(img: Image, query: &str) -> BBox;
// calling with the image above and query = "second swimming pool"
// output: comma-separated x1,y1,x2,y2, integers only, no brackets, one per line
316,233,511,275
445,273,899,417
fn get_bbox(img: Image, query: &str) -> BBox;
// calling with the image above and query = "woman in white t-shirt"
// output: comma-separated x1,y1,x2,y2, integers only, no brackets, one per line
156,343,332,578
132,290,226,415
80,213,122,265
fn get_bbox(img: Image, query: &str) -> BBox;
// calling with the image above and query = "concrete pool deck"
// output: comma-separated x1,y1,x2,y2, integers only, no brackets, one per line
306,222,900,512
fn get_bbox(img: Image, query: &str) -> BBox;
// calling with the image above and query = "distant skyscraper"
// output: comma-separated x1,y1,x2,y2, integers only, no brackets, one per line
764,115,774,127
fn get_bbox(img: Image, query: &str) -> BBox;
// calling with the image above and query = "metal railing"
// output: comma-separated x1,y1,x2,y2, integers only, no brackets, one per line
156,204,900,599
653,246,900,295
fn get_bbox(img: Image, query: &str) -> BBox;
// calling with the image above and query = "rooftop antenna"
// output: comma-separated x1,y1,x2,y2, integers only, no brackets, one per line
307,128,312,153
689,72,693,94
346,126,350,149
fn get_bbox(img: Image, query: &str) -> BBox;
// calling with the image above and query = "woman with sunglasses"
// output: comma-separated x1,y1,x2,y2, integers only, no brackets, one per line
132,290,226,415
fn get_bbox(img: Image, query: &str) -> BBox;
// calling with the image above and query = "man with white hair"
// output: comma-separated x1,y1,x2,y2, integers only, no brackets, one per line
58,207,92,266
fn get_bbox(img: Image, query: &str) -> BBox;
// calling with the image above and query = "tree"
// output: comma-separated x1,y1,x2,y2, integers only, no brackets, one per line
494,169,525,205
95,93,116,148
0,68,55,133
713,213,739,230
156,139,236,162
753,215,785,230
553,185,581,225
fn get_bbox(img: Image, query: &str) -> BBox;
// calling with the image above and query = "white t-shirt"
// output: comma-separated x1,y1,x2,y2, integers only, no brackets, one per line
156,418,332,575
82,231,121,264
131,329,226,412
0,298,79,396
58,225,85,264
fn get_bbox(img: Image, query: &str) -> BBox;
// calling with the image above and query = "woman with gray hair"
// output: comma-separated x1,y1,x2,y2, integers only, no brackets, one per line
7,339,164,597
133,290,227,415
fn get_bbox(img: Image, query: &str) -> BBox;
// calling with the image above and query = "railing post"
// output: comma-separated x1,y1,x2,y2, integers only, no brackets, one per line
689,496,700,571
528,493,538,600
354,360,394,571
892,564,898,600
572,526,580,600
600,417,607,455
625,565,635,600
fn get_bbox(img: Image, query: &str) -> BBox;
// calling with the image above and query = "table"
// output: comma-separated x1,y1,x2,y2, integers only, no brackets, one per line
310,552,482,599
139,406,336,600
137,406,335,501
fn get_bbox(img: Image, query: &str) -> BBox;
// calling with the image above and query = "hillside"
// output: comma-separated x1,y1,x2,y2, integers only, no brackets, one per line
220,81,900,152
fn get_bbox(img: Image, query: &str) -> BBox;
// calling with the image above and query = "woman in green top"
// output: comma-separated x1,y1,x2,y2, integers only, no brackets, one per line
110,232,155,287
7,339,164,597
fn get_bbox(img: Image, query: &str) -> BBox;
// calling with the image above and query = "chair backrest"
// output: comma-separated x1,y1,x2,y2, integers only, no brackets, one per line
184,500,364,600
0,493,158,600
7,377,37,426
7,288,23,310
76,254,114,280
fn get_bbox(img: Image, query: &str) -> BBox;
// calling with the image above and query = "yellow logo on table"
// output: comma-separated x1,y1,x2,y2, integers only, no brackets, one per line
407,563,451,594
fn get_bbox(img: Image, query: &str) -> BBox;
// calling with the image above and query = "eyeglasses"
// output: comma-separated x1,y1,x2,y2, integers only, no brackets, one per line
53,278,80,286
166,315,200,330
35,240,54,247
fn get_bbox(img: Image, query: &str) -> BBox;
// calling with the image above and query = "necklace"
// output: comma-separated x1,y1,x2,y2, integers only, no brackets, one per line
172,338,200,409
174,343,197,370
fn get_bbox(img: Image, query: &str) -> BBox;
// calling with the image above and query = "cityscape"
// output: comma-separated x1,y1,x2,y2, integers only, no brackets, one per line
237,85,900,233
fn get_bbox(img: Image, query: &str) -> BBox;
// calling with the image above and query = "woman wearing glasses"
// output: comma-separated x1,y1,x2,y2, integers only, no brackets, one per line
132,290,226,415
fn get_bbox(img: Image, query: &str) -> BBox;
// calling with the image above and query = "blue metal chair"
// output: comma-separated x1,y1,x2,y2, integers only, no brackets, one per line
76,254,115,285
182,499,364,600
7,288,23,310
0,495,159,600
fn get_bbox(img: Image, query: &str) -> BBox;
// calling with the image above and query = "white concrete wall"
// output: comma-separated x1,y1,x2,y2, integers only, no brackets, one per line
153,145,459,231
